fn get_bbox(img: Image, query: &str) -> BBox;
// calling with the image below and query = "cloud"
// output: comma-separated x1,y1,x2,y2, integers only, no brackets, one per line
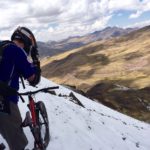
129,10,143,18
129,0,150,18
0,0,150,41
126,19,150,28
108,0,141,11
0,0,112,41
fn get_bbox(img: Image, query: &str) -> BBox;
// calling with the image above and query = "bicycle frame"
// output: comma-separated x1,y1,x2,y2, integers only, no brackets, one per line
27,95,44,149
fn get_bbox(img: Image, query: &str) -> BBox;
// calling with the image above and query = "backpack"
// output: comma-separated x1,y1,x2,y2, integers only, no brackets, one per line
0,40,17,88
0,40,14,64
0,40,17,114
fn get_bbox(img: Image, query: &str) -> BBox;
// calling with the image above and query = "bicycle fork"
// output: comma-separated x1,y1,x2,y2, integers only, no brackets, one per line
29,96,45,150
22,95,44,149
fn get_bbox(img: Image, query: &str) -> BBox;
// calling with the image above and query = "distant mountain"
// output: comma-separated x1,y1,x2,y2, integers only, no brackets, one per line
37,41,58,58
84,26,136,42
38,26,136,58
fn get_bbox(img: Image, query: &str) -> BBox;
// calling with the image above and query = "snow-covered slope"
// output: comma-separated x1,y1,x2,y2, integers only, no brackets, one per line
1,77,150,150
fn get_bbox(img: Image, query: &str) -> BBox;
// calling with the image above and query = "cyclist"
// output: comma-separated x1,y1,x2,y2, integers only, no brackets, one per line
0,27,41,150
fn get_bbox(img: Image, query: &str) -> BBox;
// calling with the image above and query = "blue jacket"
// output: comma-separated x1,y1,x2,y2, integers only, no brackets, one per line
0,43,35,103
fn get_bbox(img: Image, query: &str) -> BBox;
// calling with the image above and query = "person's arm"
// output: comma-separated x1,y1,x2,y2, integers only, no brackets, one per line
27,67,41,86
28,46,41,86
14,45,41,86
27,74,35,82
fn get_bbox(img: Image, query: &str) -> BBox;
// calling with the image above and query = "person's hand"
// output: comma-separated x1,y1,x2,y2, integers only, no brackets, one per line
30,46,40,68
29,46,41,86
28,67,41,86
31,46,39,62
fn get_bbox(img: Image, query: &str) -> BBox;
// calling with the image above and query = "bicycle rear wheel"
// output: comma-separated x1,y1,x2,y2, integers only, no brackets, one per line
36,101,50,149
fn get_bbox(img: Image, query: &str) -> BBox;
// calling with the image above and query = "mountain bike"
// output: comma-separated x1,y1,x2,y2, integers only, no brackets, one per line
18,86,59,150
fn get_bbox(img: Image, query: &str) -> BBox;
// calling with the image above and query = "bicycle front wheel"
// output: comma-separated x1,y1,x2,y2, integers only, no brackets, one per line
36,101,50,149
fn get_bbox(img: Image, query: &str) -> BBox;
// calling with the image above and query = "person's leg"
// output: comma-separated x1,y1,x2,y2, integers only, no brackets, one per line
0,101,28,150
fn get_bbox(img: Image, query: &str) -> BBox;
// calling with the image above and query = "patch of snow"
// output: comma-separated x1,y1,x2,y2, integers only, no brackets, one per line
1,77,150,150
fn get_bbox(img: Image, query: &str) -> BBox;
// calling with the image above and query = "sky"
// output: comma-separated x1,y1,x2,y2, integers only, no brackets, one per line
0,0,150,42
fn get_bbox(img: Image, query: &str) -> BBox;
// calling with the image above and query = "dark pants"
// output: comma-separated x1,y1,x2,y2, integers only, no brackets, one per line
0,101,28,150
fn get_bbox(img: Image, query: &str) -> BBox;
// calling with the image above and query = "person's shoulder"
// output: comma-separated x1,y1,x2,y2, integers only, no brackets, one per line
4,41,18,51
4,42,26,58
7,42,19,50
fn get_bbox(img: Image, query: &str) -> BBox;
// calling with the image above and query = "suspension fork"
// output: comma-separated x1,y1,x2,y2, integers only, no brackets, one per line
28,95,42,148
29,95,37,126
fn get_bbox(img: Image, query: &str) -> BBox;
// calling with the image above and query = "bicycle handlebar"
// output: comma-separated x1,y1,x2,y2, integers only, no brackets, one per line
18,86,59,96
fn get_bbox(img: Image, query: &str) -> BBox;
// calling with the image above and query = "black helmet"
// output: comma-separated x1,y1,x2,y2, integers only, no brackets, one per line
11,27,37,54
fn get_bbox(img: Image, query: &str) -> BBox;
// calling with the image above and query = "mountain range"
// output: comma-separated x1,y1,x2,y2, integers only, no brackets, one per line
38,26,136,58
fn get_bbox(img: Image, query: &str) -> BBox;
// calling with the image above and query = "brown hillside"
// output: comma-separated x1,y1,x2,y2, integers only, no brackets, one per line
42,25,150,91
41,26,150,122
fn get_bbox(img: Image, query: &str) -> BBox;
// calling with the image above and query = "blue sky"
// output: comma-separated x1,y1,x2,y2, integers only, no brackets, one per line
108,11,150,27
0,0,150,41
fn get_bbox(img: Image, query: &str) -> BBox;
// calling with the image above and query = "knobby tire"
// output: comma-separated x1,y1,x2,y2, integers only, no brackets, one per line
35,101,50,149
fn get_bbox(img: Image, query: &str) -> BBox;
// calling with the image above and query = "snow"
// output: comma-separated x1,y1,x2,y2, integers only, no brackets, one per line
1,77,150,150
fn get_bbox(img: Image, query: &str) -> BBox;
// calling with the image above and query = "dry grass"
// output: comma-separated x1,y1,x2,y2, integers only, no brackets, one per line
41,26,150,91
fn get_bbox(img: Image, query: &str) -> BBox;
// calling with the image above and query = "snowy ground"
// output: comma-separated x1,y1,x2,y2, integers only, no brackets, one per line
1,77,150,150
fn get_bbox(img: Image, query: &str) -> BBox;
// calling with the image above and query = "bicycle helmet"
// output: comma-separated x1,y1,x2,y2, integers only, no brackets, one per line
11,27,37,54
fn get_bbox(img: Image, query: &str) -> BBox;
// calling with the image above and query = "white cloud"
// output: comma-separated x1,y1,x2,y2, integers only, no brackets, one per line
108,0,141,11
0,0,150,41
126,19,150,28
129,10,142,18
129,0,150,18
